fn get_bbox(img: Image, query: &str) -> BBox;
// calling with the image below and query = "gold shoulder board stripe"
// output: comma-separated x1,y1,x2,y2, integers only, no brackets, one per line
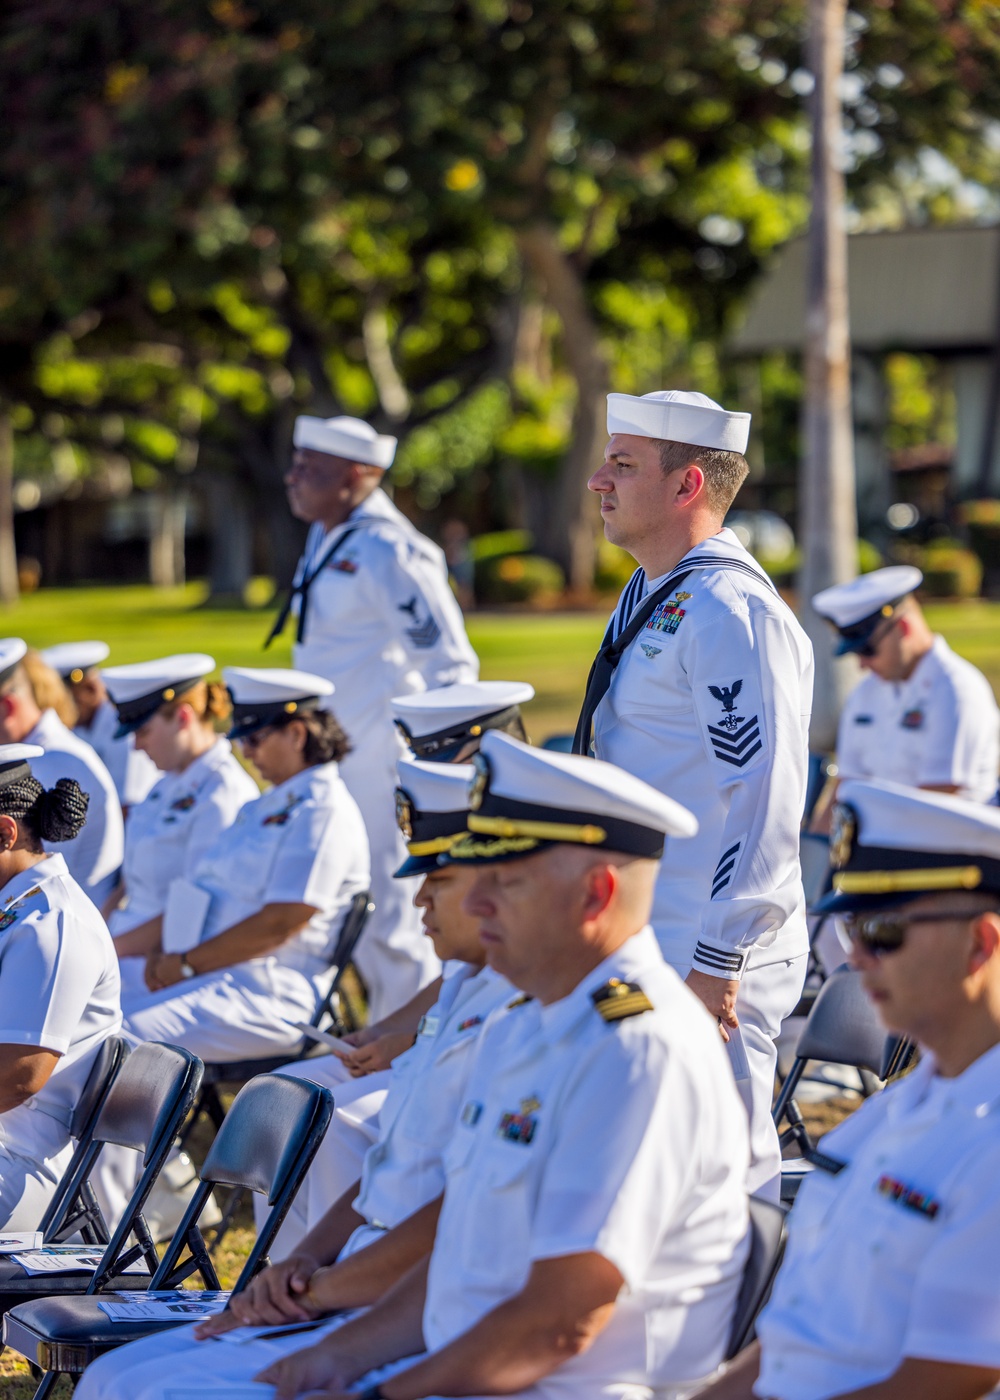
592,978,653,1023
834,866,982,894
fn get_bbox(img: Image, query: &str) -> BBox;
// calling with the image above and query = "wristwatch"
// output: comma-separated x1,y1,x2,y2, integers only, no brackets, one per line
179,954,196,979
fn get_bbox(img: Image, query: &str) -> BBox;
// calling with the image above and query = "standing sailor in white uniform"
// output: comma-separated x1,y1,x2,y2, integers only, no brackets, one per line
268,414,479,1020
0,744,121,1227
0,640,124,905
574,390,814,1198
40,642,159,813
812,566,1000,805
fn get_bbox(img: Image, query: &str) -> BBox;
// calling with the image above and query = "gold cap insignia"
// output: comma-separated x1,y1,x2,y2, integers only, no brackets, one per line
69,668,84,683
162,688,175,701
284,701,298,713
829,803,856,870
469,751,490,811
395,788,414,840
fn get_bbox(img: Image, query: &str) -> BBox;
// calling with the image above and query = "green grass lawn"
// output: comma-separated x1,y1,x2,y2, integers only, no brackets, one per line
2,583,998,742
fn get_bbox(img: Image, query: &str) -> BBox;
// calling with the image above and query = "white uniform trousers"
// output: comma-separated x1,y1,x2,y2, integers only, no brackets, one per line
252,1055,390,1258
338,743,440,1023
672,951,807,1201
0,1103,73,1229
122,962,319,1063
75,1315,693,1400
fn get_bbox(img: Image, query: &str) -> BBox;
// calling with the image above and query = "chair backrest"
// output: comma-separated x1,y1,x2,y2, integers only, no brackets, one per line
37,1034,130,1243
793,967,888,1075
93,1041,203,1165
312,890,373,1028
150,1073,333,1295
725,1196,787,1359
83,1045,204,1292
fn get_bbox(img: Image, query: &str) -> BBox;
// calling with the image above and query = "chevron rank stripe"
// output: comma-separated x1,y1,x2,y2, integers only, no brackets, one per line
712,841,742,898
707,715,762,767
406,616,442,649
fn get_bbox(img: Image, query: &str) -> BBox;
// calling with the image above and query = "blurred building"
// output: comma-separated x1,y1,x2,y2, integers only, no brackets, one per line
731,223,1000,533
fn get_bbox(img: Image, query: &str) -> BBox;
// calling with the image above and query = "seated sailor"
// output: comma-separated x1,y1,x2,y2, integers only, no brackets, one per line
99,654,257,1002
0,743,121,1227
696,780,1000,1400
121,666,369,1062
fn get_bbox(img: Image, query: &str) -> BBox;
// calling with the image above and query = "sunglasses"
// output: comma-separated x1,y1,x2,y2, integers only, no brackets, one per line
239,725,278,750
839,908,979,957
853,614,899,659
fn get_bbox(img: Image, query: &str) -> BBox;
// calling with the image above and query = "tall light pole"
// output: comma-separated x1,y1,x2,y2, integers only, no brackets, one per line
800,0,858,752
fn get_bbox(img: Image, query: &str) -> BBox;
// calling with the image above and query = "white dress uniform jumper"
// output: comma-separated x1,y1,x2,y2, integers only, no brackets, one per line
273,485,478,1021
0,854,122,1227
577,528,813,1197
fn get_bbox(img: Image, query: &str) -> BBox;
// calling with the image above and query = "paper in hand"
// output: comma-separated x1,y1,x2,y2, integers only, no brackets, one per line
291,1022,354,1060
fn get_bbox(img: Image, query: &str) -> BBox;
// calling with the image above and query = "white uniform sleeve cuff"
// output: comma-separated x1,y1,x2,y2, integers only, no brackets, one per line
691,940,747,980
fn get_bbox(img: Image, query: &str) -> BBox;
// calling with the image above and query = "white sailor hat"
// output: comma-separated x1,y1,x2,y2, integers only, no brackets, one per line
394,759,474,877
0,743,43,790
40,641,110,683
815,778,1000,915
223,666,335,740
443,731,698,865
606,389,751,454
0,639,28,687
293,415,397,470
103,654,216,736
392,681,535,761
811,566,923,655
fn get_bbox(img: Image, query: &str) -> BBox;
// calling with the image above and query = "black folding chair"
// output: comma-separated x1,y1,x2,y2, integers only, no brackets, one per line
181,890,373,1144
38,1035,130,1249
0,1041,202,1326
773,967,889,1202
725,1196,787,1359
4,1073,333,1396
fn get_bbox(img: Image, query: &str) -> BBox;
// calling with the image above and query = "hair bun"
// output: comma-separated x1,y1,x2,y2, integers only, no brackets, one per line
36,779,90,843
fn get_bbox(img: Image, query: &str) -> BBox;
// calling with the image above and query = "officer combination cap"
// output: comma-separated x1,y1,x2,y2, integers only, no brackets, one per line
293,414,397,470
815,777,1000,914
444,731,698,865
606,390,751,454
224,666,335,740
393,681,535,761
103,654,216,737
40,641,110,683
394,758,474,877
0,638,28,688
811,566,923,656
0,743,43,790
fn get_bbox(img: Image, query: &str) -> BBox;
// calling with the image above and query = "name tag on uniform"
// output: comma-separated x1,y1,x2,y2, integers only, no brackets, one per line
162,879,212,954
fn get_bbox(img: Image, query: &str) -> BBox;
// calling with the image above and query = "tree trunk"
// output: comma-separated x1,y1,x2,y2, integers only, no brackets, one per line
204,472,253,602
0,407,20,605
799,0,859,752
517,223,606,593
148,487,187,588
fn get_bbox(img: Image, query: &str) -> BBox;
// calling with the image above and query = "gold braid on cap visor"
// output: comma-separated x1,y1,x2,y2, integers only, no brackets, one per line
833,866,982,894
406,833,464,857
467,814,608,844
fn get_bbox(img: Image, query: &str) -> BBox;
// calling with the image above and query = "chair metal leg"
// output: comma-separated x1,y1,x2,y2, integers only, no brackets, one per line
32,1369,61,1400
